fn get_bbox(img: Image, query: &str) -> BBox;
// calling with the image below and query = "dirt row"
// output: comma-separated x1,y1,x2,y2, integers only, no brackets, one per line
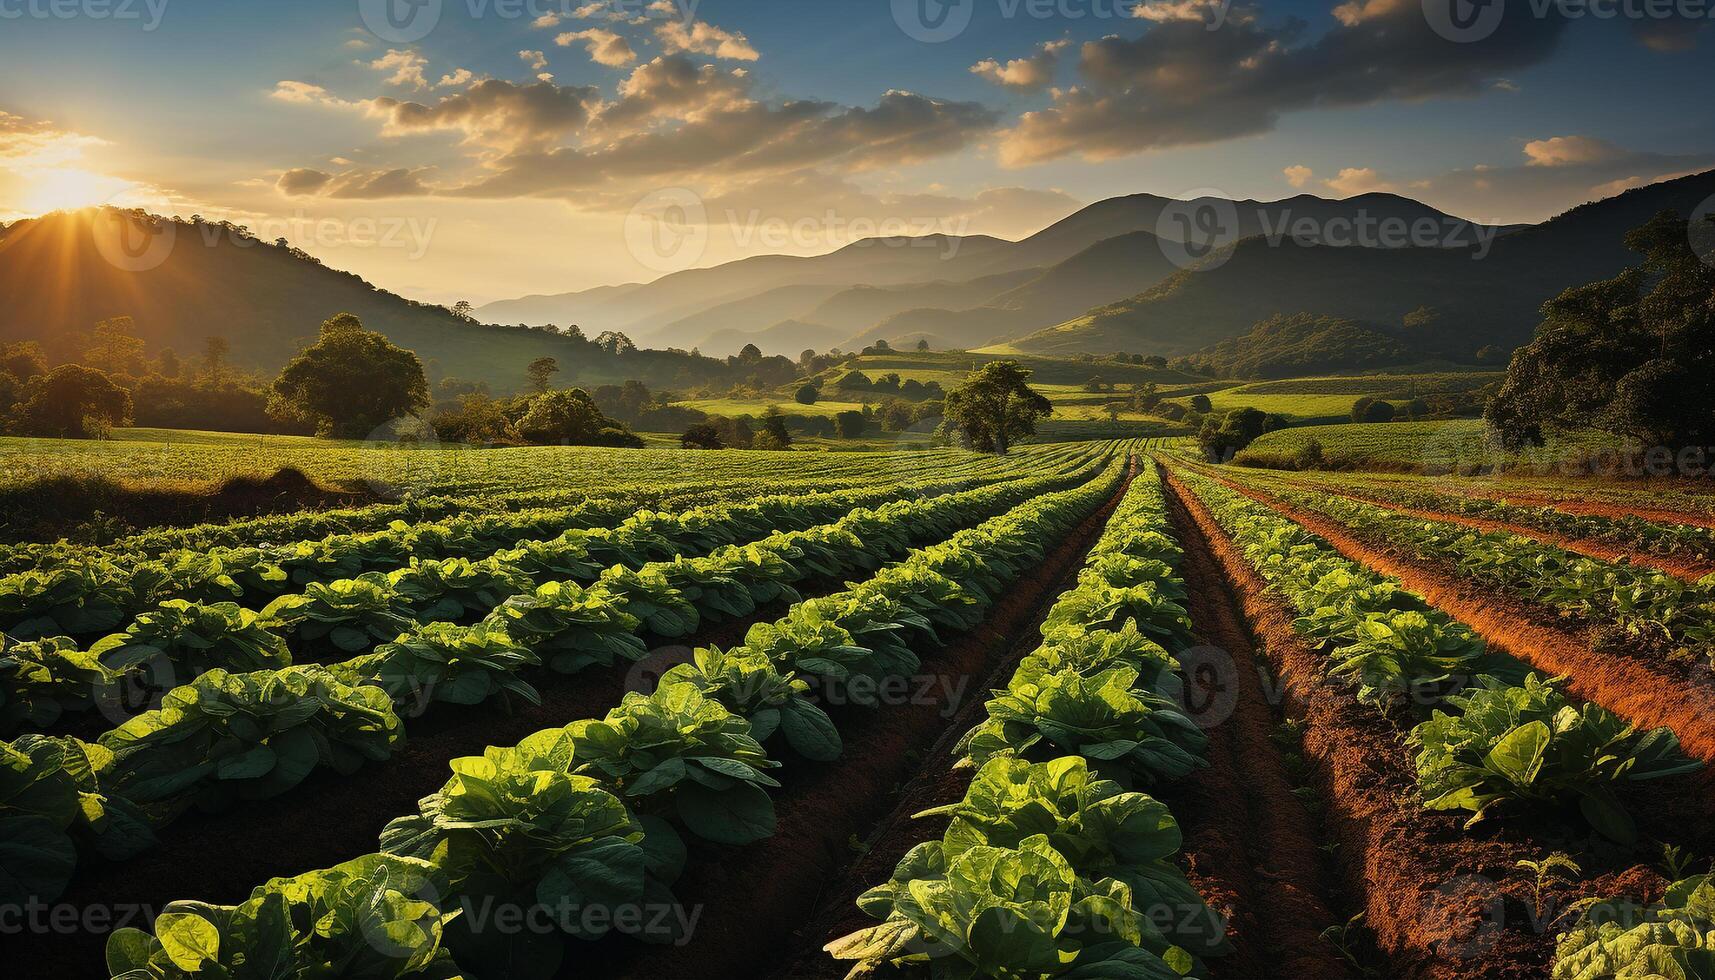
1202,468,1715,766
592,464,1140,979
1161,464,1641,980
1262,479,1715,581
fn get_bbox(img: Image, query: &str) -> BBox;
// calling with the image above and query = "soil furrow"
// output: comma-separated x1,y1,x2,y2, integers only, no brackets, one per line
1158,468,1356,980
1163,465,1567,980
1269,482,1715,581
1202,470,1715,765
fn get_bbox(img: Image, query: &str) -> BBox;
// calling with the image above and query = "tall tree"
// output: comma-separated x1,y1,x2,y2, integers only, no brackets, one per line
267,313,429,438
20,364,133,438
83,316,146,377
941,361,1053,455
525,356,560,394
1487,211,1715,451
203,336,230,386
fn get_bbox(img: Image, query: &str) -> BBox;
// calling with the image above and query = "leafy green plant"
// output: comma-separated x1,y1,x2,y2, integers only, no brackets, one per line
661,645,841,762
0,563,131,638
958,664,1208,786
262,575,415,655
912,755,1226,957
826,835,1193,979
1,733,154,906
1551,874,1715,980
341,621,540,713
381,727,670,976
1410,674,1701,842
1323,609,1486,710
105,853,462,979
385,557,533,623
594,566,698,638
490,580,646,675
567,681,780,845
90,600,292,678
99,666,403,815
1517,853,1583,927
1,634,126,733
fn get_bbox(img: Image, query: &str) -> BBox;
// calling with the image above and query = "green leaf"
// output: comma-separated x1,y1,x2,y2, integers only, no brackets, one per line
675,780,776,845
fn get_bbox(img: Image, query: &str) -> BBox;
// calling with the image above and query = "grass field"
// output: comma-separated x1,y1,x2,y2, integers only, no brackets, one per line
1233,418,1628,472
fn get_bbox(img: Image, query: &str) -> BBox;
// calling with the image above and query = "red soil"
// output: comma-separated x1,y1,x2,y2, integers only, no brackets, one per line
1204,471,1715,766
1159,470,1356,980
1295,484,1715,582
1458,485,1715,532
1163,465,1635,980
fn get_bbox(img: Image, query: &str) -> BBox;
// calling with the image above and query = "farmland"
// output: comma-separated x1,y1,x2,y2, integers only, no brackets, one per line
3,430,1710,980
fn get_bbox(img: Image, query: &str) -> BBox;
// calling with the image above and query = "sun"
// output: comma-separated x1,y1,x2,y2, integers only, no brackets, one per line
17,167,135,214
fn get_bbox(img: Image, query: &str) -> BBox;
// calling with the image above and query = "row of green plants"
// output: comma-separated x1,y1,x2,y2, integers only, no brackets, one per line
1274,472,1715,565
0,445,1092,644
2,454,1118,911
1176,466,1700,846
97,456,1134,978
0,443,1082,573
1240,478,1715,664
829,460,1224,979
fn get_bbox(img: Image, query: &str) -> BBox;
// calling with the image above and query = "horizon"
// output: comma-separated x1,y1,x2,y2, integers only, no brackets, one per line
2,0,1711,306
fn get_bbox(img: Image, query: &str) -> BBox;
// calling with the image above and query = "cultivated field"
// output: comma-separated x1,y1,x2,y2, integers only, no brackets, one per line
4,437,1711,980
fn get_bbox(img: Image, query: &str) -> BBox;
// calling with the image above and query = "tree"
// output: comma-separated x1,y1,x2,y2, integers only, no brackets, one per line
19,364,133,438
156,347,182,379
879,399,914,432
1488,211,1715,453
738,343,763,362
1104,402,1124,423
0,342,46,382
203,336,230,385
514,387,640,446
795,383,820,405
525,356,560,394
681,422,725,449
1351,397,1396,424
1082,376,1107,394
451,300,475,321
941,361,1053,455
267,313,429,438
1196,407,1278,462
1143,355,1168,369
593,331,635,355
84,316,147,377
836,370,872,391
1189,394,1213,413
916,339,931,352
834,410,867,438
757,406,793,450
1131,382,1162,412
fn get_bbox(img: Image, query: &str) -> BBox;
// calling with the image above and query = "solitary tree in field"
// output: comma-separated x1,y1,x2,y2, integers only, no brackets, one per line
681,422,725,449
1189,394,1213,413
526,356,560,394
794,383,819,405
941,360,1052,455
203,336,230,386
267,313,428,438
917,338,930,352
1488,210,1715,452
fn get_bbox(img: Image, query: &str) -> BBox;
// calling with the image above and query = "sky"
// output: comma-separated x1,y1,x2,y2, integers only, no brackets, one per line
0,0,1711,305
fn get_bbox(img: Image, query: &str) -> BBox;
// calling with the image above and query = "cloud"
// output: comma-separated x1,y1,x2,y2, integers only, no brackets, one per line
1283,164,1314,188
368,49,429,90
1322,166,1396,195
1632,17,1705,52
1523,135,1627,167
557,28,638,67
519,50,549,72
1132,0,1235,23
655,20,760,61
997,1,1568,165
276,167,434,198
532,12,562,29
270,81,363,109
367,79,604,153
438,68,475,88
599,56,754,130
970,40,1071,92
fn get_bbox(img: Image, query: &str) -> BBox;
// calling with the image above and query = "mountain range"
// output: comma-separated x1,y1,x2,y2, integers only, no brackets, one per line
3,171,1710,394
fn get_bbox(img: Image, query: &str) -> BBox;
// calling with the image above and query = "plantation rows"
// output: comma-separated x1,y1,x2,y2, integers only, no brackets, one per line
10,442,1715,979
1164,459,1715,979
2,445,1114,917
87,452,1139,978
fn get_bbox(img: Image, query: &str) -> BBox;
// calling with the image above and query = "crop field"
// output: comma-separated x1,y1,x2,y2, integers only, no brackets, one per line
5,436,1713,980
